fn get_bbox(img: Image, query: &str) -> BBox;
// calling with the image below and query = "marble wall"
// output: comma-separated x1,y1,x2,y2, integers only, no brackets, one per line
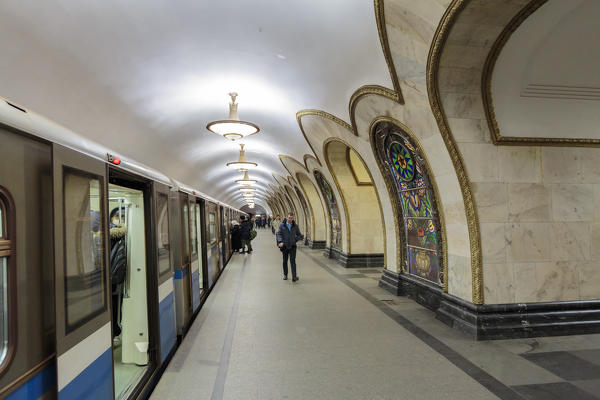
326,140,385,255
437,1,600,303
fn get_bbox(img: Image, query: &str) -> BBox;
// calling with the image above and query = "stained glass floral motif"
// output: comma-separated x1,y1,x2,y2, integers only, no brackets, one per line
390,143,415,182
314,171,342,249
378,127,443,286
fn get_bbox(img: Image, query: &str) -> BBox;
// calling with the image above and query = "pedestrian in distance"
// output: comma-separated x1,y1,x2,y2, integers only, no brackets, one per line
239,215,253,254
231,220,241,252
276,212,304,281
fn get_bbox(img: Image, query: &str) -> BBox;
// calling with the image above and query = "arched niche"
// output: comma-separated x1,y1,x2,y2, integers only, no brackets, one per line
372,120,447,288
313,170,342,252
294,185,312,242
324,139,385,266
296,172,327,248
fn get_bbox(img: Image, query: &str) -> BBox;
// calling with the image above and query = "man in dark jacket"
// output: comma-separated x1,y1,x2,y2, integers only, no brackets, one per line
276,212,304,281
239,215,253,254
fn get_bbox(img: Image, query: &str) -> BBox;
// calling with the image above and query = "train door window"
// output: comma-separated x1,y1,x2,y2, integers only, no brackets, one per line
0,194,11,367
208,212,216,244
182,200,190,264
63,168,106,331
190,202,197,258
157,193,170,276
108,184,149,399
195,203,203,291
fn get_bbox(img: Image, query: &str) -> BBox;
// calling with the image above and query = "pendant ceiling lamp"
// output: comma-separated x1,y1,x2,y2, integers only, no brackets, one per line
238,187,256,192
207,92,259,140
235,170,257,185
226,144,258,171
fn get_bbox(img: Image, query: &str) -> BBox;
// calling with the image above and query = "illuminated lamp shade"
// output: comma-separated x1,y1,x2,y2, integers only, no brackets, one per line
235,170,257,185
238,187,256,193
206,92,259,140
226,144,258,171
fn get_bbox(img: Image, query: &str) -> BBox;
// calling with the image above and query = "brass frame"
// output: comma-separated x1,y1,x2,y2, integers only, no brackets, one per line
373,0,404,104
481,0,600,147
312,169,336,249
349,85,400,136
369,118,448,292
0,187,16,379
427,0,483,303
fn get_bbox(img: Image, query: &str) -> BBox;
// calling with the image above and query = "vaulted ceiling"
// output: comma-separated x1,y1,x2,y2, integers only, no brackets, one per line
0,0,391,208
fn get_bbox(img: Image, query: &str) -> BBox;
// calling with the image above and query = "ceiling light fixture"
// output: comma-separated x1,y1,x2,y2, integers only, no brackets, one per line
226,144,258,171
206,92,259,140
235,170,257,185
239,187,256,192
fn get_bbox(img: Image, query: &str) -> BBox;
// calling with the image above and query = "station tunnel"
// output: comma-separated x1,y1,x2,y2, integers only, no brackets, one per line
0,1,599,399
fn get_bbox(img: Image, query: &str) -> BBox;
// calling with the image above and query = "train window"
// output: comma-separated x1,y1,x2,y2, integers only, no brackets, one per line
63,168,106,331
190,202,197,257
0,196,9,366
157,193,171,276
182,202,190,262
208,212,216,244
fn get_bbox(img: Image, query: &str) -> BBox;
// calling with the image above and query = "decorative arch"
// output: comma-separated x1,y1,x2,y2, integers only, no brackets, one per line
296,172,327,247
313,170,342,251
293,185,312,242
371,120,447,289
323,138,385,263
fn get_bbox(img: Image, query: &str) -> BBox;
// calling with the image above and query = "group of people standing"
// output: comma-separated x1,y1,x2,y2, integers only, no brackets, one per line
230,212,304,282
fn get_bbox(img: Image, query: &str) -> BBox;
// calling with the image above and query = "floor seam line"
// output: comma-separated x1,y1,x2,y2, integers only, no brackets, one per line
210,256,247,400
299,247,525,400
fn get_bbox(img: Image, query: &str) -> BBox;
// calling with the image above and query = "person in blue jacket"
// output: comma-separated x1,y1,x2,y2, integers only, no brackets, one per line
276,212,304,281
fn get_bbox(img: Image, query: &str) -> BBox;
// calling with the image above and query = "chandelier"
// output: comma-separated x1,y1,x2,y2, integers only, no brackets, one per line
235,170,257,185
226,144,258,171
238,187,256,193
206,92,259,140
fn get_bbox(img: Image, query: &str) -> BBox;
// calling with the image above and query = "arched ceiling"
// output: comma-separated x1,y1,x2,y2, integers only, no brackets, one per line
0,0,391,208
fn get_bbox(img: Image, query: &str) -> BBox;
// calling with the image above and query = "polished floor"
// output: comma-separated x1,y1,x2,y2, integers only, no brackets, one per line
151,230,600,400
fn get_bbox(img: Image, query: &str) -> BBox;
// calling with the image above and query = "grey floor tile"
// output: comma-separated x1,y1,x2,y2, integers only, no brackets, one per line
512,382,599,400
572,379,600,398
521,351,600,381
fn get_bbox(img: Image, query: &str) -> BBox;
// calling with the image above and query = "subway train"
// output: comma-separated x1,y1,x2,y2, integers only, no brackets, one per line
0,97,244,399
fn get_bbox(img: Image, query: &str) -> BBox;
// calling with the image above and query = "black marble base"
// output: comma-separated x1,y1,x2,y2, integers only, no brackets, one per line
325,247,384,268
379,269,600,340
307,239,326,250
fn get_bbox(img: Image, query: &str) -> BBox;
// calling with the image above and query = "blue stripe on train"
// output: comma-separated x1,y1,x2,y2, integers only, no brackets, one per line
159,291,176,363
6,362,56,400
59,348,112,400
174,269,187,279
191,269,200,311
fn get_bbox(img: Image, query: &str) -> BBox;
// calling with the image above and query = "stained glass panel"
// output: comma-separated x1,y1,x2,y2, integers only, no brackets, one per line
408,247,439,283
314,171,342,250
406,218,438,251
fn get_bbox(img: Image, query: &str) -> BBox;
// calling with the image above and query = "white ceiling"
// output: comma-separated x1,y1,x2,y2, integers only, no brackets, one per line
0,0,391,207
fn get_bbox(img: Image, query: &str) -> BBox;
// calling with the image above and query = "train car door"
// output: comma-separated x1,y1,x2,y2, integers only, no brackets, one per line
189,196,201,312
52,144,113,399
154,183,176,363
173,192,192,334
218,206,224,270
197,199,208,301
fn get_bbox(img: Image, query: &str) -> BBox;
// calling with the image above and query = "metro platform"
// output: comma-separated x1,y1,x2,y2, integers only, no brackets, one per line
151,230,600,400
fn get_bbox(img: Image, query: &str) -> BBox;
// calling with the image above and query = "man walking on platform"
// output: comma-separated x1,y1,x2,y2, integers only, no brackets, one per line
240,215,253,254
276,212,304,281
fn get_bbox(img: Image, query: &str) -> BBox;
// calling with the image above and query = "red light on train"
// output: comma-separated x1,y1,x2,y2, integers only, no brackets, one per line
107,153,121,165
111,157,121,165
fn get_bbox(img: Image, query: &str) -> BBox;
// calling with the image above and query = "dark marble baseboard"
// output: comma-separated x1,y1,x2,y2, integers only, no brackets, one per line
325,247,384,268
307,239,326,249
379,269,600,340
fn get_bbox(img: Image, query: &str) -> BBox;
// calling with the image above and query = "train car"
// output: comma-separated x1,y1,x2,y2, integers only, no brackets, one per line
0,97,244,400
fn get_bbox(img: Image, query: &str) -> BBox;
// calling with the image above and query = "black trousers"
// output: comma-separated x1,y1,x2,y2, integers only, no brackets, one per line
282,246,297,278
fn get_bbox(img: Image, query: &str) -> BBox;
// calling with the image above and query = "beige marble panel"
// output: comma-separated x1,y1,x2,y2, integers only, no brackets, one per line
447,117,489,144
432,174,466,224
507,183,551,222
447,254,472,301
445,222,470,258
550,222,591,262
442,93,485,119
580,148,600,184
472,182,507,223
505,223,551,263
592,224,600,260
480,223,506,264
458,143,499,182
596,186,600,222
535,261,580,302
498,147,541,183
439,44,488,69
578,261,600,300
551,184,595,222
513,263,538,303
438,67,481,94
483,263,514,304
541,148,583,184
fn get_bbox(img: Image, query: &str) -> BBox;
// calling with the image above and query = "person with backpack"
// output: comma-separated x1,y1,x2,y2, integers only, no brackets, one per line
276,212,304,281
239,215,253,254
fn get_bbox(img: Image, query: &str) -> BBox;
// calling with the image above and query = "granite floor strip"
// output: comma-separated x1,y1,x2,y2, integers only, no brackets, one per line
300,247,525,400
